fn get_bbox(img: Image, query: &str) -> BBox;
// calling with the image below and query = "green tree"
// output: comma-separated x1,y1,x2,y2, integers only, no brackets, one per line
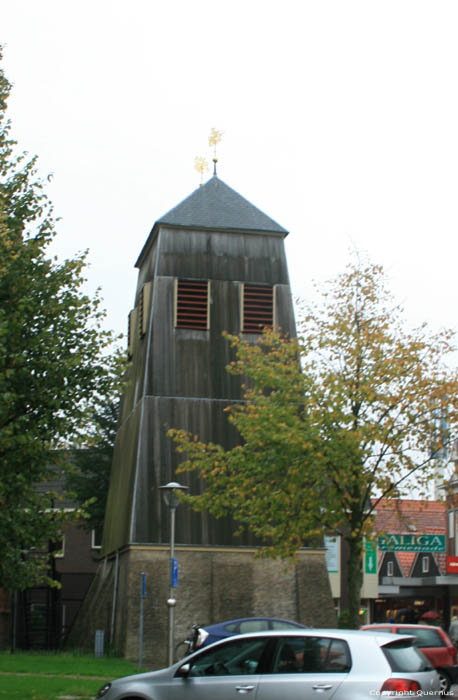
0,51,122,591
66,396,120,538
170,260,458,628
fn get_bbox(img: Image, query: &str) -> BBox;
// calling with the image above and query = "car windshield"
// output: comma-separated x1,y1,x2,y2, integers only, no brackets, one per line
382,640,433,672
396,628,445,648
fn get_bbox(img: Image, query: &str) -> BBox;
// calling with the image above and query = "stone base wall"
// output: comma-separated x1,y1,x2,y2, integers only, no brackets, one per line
68,545,336,667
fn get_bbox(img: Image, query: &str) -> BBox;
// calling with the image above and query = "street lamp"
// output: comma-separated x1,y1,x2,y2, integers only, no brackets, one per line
159,481,188,666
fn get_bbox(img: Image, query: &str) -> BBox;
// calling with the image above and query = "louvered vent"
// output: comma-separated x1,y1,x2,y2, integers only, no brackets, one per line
139,286,146,337
127,309,137,358
139,282,152,338
175,279,209,330
243,284,273,333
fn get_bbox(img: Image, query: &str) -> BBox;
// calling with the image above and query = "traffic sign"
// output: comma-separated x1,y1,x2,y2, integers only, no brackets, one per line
365,541,377,574
171,557,178,587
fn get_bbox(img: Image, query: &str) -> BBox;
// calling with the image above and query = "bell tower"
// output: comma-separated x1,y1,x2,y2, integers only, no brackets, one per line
71,175,336,664
103,175,296,553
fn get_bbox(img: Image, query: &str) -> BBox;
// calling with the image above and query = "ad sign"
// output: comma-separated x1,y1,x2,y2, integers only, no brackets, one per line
378,533,445,552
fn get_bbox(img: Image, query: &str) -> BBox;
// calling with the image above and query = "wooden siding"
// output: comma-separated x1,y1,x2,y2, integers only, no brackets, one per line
103,396,262,550
103,222,297,554
156,228,290,284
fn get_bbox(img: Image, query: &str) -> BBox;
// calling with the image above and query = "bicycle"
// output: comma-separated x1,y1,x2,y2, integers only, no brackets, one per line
175,623,206,660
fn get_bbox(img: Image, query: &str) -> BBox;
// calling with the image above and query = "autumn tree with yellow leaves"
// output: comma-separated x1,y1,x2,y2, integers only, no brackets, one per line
169,260,458,628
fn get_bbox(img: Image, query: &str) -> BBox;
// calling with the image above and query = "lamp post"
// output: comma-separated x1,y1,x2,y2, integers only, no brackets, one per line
159,481,188,666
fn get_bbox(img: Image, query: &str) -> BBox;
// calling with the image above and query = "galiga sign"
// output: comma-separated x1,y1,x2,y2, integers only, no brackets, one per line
378,534,446,552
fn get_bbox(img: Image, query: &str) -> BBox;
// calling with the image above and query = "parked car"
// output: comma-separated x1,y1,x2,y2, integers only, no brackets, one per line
361,622,458,693
96,628,440,700
194,616,308,650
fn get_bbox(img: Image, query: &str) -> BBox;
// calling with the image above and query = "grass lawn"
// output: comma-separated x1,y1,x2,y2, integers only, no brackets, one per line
0,651,143,700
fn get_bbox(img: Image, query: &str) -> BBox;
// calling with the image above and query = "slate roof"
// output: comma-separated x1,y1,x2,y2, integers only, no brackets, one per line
135,176,289,268
157,176,288,235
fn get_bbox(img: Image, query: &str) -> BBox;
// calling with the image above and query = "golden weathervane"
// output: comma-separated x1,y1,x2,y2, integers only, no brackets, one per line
194,156,209,185
194,129,224,184
209,128,223,175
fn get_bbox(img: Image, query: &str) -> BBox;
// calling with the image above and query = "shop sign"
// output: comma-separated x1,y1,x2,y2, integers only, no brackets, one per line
378,533,445,552
447,556,458,574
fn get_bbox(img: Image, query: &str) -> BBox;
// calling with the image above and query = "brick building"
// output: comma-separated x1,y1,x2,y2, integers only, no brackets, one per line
373,499,454,625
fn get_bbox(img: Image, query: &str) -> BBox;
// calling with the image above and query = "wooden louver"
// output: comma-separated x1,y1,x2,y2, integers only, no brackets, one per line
127,308,137,358
243,284,273,333
139,286,146,337
176,279,209,330
139,282,152,338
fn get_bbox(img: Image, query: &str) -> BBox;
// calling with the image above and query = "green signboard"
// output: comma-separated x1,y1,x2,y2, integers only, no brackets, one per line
378,533,445,552
365,541,377,574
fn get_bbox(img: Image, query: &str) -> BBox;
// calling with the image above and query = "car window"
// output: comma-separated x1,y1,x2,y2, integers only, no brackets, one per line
396,628,445,648
225,622,238,633
271,637,351,674
188,637,270,677
238,620,269,633
382,640,433,672
271,621,301,630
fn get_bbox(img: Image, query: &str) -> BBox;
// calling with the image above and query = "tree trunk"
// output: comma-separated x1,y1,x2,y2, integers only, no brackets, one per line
346,536,363,628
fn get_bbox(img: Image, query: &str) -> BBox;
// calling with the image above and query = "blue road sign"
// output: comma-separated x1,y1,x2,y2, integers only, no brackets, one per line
171,557,178,588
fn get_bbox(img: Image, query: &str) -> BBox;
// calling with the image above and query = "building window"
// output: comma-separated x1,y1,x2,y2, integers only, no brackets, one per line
53,536,65,559
421,556,430,574
387,561,394,577
242,283,274,333
91,528,102,549
175,279,210,330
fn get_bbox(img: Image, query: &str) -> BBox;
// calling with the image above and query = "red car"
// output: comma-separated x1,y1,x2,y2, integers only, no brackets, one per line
361,623,458,693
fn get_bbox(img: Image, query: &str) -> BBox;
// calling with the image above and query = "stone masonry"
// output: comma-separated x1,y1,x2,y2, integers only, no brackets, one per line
70,545,336,667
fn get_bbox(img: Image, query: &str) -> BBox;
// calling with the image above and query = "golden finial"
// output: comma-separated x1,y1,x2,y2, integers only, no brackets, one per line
209,128,223,175
194,156,209,186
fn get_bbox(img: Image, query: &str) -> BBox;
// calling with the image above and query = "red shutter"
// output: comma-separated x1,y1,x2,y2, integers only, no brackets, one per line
176,280,209,330
243,284,273,333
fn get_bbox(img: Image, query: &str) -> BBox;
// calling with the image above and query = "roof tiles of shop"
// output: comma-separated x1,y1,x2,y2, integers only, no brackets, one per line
374,499,445,534
374,499,447,576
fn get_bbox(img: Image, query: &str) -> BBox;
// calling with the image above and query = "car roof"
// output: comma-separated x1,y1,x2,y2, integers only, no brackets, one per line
204,617,306,630
363,623,442,631
198,628,415,644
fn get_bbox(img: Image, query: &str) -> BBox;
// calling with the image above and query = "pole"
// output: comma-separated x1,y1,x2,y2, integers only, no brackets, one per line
159,482,187,668
138,572,146,669
167,506,176,666
110,550,119,645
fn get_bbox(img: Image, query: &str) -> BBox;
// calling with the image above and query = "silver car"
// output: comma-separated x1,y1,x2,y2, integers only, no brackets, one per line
96,628,440,699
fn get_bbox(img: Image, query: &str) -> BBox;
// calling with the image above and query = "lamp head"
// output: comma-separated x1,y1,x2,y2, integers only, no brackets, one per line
159,481,188,509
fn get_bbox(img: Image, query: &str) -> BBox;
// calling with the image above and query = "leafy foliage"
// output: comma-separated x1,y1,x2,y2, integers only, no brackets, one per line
0,50,122,590
66,398,120,535
170,259,458,627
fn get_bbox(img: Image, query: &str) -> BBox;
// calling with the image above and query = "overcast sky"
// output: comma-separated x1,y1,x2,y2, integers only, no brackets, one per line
2,1,458,342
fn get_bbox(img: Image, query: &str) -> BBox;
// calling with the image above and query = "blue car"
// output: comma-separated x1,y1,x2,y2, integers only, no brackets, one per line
196,616,307,649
